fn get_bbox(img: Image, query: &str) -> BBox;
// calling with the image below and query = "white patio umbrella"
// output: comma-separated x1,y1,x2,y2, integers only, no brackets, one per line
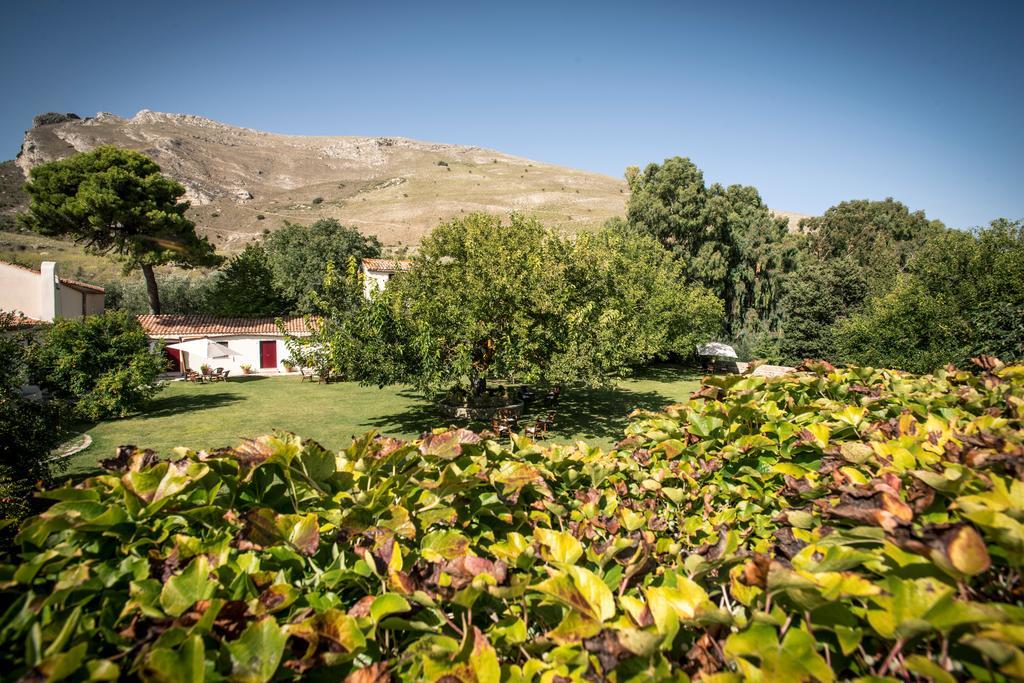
166,338,243,360
696,341,738,359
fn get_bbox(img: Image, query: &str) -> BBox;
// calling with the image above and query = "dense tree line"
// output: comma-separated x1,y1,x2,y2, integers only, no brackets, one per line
21,146,1023,376
623,156,1022,372
836,219,1024,371
102,219,382,317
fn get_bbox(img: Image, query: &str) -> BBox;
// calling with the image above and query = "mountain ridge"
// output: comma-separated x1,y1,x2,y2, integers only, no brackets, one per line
14,110,806,250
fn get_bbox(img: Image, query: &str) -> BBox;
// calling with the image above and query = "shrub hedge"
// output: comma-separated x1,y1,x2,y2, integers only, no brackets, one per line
1,360,1023,681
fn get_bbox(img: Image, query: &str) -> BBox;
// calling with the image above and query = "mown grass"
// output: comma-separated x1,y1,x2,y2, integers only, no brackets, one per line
64,366,702,474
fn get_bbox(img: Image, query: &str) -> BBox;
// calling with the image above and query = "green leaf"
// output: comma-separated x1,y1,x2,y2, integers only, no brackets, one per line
904,655,956,683
225,617,287,683
370,593,411,623
141,635,205,683
159,556,214,617
29,642,87,683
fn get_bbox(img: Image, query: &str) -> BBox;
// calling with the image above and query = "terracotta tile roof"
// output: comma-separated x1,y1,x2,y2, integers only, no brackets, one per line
1,311,47,328
361,258,412,273
59,277,105,294
137,315,315,337
0,260,105,293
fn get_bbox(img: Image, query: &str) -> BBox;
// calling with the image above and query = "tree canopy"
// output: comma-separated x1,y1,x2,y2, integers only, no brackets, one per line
20,146,221,313
798,197,944,297
625,157,793,336
204,244,290,317
28,311,166,420
263,219,382,314
296,213,721,395
837,219,1024,372
0,313,66,524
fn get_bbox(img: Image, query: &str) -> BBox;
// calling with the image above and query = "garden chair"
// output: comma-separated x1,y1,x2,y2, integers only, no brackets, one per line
185,370,201,383
544,386,561,405
491,417,511,438
524,417,551,440
212,368,225,381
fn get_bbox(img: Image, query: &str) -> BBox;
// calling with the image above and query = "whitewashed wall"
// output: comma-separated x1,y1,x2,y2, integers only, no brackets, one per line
363,270,391,299
168,335,298,375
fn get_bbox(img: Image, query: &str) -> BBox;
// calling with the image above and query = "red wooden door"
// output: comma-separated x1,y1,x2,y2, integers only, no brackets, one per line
164,347,182,372
259,340,277,369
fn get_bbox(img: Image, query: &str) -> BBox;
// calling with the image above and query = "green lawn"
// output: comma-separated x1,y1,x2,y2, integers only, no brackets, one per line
66,366,702,474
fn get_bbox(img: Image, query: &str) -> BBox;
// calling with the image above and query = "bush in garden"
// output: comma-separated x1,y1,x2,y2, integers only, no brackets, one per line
1,360,1023,681
28,311,166,420
0,313,66,525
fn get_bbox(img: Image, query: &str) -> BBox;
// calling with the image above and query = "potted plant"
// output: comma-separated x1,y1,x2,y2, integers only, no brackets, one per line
200,363,212,377
240,363,252,375
282,359,296,373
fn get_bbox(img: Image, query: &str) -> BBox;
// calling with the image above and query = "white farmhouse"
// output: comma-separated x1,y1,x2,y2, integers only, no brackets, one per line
0,260,104,322
137,314,313,375
360,258,412,299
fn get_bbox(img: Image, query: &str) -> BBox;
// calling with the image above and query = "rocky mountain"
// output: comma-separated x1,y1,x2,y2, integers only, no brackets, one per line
14,110,807,251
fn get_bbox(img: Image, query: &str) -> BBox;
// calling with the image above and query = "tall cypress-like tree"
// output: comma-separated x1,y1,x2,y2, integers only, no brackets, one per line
625,157,793,334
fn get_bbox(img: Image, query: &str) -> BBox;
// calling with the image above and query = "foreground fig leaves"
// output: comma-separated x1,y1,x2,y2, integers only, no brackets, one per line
2,361,1024,681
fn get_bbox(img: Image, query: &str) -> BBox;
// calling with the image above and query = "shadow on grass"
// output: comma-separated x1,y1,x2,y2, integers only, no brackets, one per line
628,362,705,384
363,382,689,445
226,375,270,383
541,385,676,443
363,390,446,437
142,390,244,418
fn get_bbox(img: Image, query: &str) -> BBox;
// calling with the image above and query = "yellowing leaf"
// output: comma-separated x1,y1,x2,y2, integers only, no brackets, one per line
533,565,615,622
645,577,709,633
533,528,583,564
421,530,470,562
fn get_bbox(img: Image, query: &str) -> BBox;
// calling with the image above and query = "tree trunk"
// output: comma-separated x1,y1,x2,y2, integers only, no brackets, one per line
141,264,161,314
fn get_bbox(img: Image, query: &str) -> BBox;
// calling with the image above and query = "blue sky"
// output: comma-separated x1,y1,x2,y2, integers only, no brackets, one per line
1,0,1021,228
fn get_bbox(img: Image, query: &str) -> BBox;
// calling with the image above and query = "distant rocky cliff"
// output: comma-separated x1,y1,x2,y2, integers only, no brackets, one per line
15,110,806,249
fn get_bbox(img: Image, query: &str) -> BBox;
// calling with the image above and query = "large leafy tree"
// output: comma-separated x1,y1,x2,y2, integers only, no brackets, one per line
554,226,723,385
836,219,1024,371
205,243,290,317
798,198,944,297
777,256,868,363
263,219,382,314
314,213,722,396
625,157,793,334
20,146,221,313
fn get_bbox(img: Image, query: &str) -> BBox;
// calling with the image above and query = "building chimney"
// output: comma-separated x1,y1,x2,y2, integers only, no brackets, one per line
39,261,61,322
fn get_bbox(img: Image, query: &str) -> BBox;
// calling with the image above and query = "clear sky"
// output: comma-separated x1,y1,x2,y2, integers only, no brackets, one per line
1,0,1021,228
